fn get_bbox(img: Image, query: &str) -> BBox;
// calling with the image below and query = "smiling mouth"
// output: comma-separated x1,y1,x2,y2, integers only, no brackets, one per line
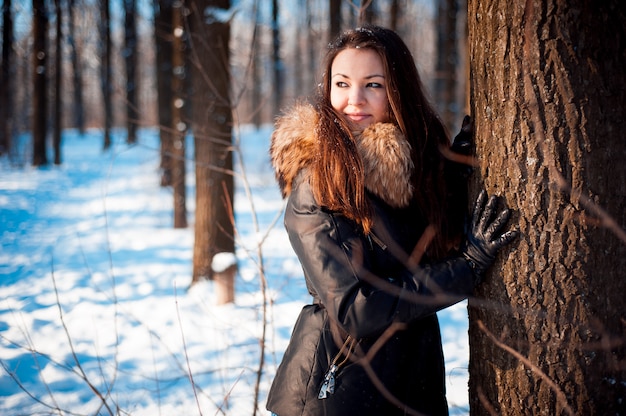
346,114,370,122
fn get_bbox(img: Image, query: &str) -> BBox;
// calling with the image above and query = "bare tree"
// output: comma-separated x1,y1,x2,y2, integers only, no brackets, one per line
99,0,112,150
306,0,316,91
389,0,399,31
329,0,341,41
154,0,174,185
32,0,48,166
171,0,187,228
68,0,85,134
0,0,13,156
434,0,458,133
467,1,626,414
124,0,138,144
271,0,282,116
188,0,236,304
251,4,262,128
360,0,375,25
53,0,62,165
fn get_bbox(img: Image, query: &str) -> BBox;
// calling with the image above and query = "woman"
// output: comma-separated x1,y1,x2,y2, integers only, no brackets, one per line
267,26,517,416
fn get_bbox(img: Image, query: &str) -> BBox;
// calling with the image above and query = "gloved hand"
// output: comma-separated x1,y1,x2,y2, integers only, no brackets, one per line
462,190,518,283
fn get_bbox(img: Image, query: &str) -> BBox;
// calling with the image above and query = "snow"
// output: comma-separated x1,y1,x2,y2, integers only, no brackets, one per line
0,127,469,415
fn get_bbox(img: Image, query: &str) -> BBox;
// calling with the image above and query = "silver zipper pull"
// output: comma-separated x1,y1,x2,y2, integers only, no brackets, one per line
318,364,338,399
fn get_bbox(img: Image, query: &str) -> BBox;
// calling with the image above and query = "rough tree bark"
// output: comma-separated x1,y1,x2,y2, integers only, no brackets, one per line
467,1,626,415
188,0,235,304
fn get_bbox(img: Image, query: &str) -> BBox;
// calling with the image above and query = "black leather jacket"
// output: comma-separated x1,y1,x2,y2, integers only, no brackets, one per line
266,174,474,416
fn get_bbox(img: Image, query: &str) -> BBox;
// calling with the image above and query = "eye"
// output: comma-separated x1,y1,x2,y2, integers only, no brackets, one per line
335,81,349,88
367,82,384,88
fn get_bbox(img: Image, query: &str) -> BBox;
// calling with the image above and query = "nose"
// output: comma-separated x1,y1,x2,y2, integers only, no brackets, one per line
347,87,364,106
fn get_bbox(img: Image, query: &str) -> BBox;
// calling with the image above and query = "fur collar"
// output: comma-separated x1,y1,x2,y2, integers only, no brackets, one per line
270,103,414,208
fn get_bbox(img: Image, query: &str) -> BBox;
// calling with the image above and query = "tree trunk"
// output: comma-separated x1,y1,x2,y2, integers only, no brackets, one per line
0,0,13,156
171,0,187,229
359,0,375,26
389,0,399,31
32,0,48,166
434,0,458,133
329,0,341,41
467,1,626,415
124,0,138,144
292,14,302,100
53,0,62,165
271,0,282,117
188,0,235,303
68,0,85,134
100,0,112,150
251,15,261,127
306,0,316,92
155,0,174,186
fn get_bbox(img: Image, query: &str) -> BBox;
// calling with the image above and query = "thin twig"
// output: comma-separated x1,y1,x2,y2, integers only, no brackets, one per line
51,265,116,415
174,283,204,416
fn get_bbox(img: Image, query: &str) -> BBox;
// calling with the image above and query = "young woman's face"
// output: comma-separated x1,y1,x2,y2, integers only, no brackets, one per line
330,48,390,131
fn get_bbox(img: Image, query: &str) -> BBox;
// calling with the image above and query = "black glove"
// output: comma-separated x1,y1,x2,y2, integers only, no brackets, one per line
462,190,518,283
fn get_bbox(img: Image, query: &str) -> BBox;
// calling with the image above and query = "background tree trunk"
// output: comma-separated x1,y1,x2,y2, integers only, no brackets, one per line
251,14,261,128
329,0,341,41
53,0,62,165
359,0,375,26
434,0,458,133
271,0,282,117
155,0,174,186
0,0,13,156
124,0,138,144
389,0,399,31
68,0,85,134
467,1,626,414
188,0,235,303
32,0,48,166
171,0,187,229
306,0,316,92
100,0,112,150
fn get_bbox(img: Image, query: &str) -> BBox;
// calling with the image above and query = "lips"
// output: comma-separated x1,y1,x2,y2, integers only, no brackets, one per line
346,113,371,122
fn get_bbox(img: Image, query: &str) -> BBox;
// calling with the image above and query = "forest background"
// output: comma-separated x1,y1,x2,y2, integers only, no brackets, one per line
0,0,466,292
2,0,625,415
1,0,472,414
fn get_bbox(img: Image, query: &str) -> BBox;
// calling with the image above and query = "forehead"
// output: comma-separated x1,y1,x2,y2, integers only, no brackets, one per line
331,48,384,77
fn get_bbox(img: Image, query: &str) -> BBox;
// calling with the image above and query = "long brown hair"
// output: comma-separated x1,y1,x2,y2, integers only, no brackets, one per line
311,25,453,257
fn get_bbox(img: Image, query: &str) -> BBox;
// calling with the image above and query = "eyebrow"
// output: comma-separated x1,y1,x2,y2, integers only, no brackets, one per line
331,73,385,79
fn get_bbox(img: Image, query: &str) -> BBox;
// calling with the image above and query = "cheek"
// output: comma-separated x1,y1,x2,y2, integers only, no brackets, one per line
330,88,345,111
373,95,390,121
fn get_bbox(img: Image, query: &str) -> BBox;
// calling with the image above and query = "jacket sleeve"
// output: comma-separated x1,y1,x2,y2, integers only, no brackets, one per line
285,176,475,340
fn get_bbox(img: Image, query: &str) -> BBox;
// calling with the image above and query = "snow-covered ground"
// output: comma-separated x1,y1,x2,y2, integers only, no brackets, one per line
0,127,469,415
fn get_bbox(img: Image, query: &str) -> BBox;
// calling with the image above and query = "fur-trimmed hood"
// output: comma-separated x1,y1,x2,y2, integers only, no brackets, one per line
269,103,414,208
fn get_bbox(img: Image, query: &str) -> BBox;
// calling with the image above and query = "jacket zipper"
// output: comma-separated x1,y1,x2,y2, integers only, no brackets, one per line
318,335,358,399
